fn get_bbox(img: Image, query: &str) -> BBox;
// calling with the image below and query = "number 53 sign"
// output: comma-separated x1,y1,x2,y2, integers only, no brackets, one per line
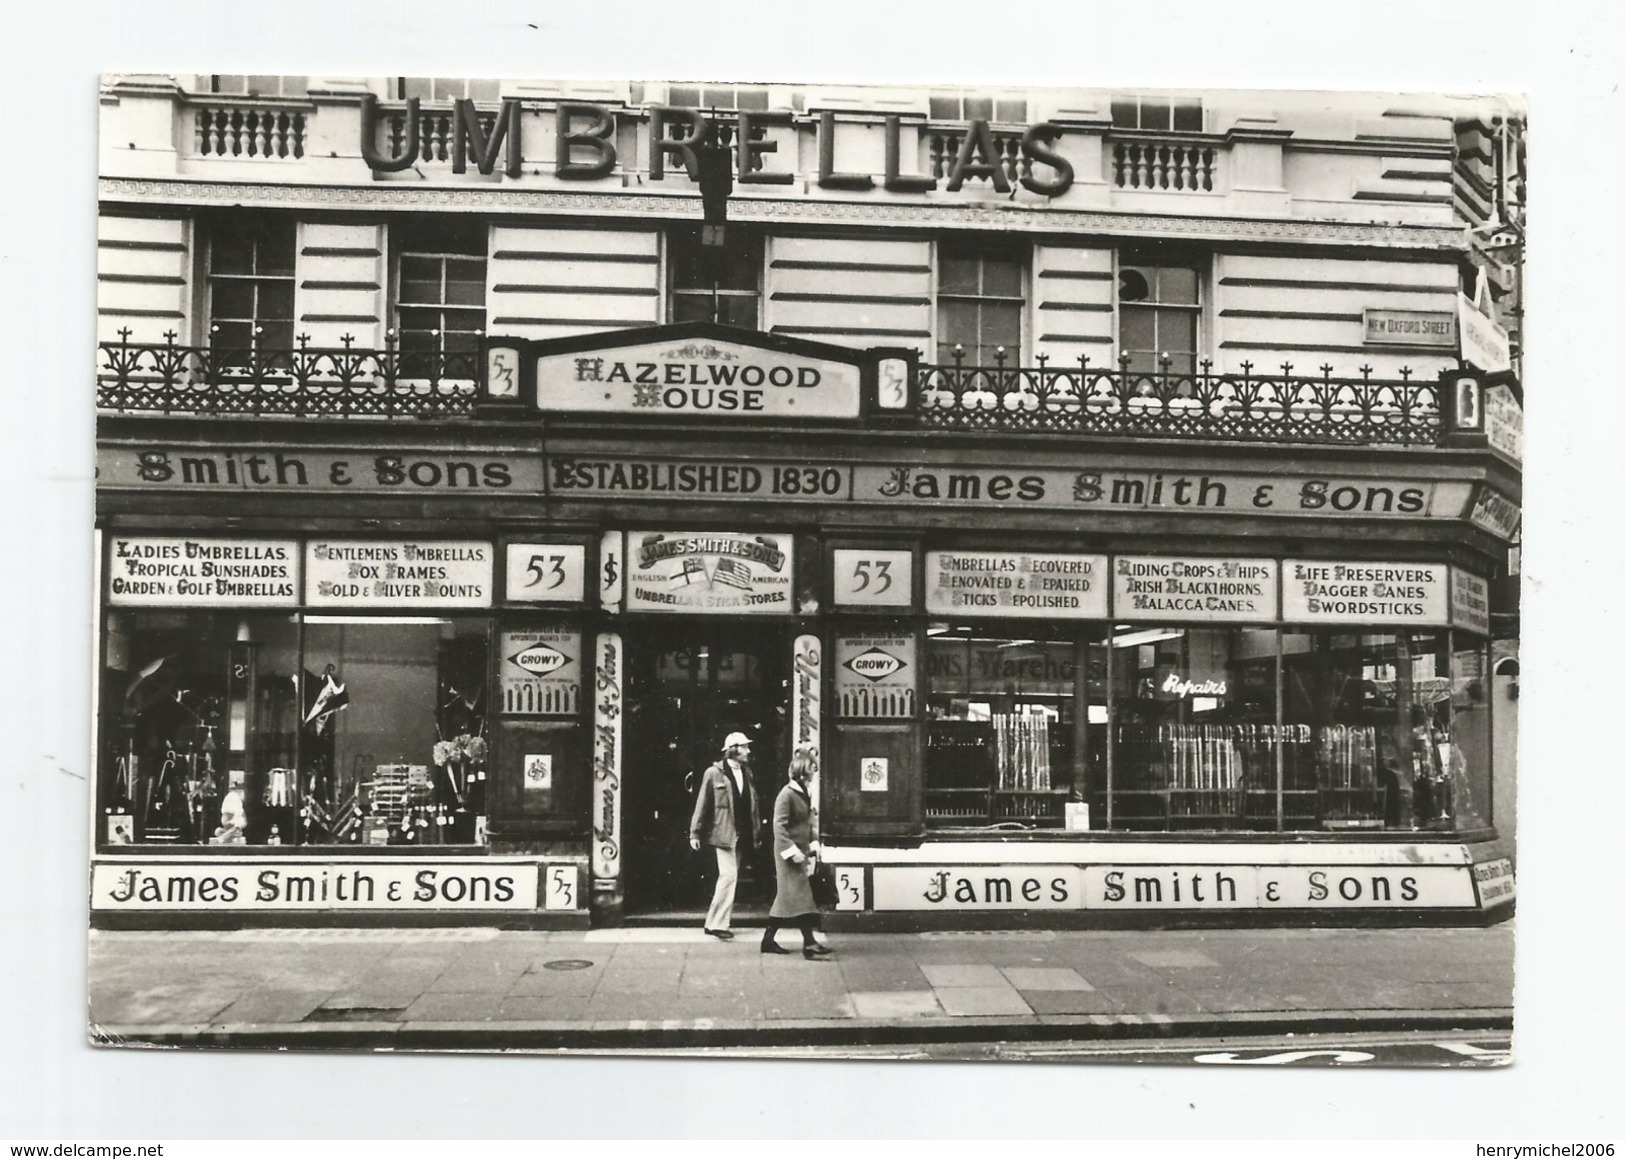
505,543,586,603
832,548,913,607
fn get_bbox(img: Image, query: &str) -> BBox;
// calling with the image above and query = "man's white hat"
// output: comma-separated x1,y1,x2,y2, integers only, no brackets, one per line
723,731,752,750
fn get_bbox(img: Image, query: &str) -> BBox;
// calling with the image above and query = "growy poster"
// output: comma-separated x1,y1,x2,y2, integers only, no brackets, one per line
624,531,794,613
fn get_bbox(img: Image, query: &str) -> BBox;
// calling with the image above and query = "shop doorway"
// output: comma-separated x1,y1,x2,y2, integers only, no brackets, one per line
624,623,788,915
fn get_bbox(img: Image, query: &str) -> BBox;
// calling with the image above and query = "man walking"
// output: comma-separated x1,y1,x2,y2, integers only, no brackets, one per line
689,731,760,940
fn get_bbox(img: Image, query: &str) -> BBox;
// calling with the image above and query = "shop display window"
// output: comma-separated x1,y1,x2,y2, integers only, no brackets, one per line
1105,626,1278,831
923,626,1107,827
100,613,490,848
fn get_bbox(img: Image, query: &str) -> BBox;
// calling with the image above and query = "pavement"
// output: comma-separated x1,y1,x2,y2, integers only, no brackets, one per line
87,922,1514,1052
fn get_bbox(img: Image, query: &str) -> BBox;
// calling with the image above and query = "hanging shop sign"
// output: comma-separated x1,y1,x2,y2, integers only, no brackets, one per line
534,336,862,419
866,863,1477,911
1362,309,1457,347
107,536,300,607
1458,292,1512,373
1484,383,1523,463
1112,556,1278,622
499,628,583,715
924,551,1109,618
1450,568,1492,636
1281,560,1448,625
504,543,586,604
1466,486,1521,541
89,860,541,911
305,540,494,607
96,446,540,493
624,531,794,614
832,548,914,608
835,634,918,718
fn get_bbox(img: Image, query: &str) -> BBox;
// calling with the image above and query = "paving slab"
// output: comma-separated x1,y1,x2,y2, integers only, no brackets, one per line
935,987,1034,1017
1001,966,1094,991
848,991,944,1019
920,964,1010,988
402,992,506,1022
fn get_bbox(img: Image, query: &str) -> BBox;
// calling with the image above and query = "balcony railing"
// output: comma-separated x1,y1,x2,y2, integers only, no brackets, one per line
97,334,478,419
98,338,1443,446
188,97,308,159
918,354,1441,446
1109,132,1218,191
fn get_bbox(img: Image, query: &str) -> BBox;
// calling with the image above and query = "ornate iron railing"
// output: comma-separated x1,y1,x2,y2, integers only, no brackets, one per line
97,333,479,419
918,353,1441,445
99,338,1444,446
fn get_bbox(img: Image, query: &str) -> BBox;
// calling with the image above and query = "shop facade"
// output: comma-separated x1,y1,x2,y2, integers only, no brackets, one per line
92,76,1523,926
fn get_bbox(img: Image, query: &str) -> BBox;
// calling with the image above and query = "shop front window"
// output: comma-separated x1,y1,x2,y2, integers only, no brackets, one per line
1105,626,1278,831
99,612,491,847
924,627,1105,827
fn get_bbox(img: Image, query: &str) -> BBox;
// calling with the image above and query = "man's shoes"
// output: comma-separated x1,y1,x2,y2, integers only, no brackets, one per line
703,928,734,940
760,941,791,954
802,943,834,959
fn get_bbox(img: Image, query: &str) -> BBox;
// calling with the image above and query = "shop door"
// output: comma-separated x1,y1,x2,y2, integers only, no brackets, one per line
624,624,788,914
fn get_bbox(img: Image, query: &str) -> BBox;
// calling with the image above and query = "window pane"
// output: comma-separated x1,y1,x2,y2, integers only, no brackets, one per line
716,293,759,328
982,302,1022,350
281,76,309,98
670,294,712,323
209,320,254,350
668,86,701,108
301,619,490,846
212,75,247,95
735,87,769,112
257,228,296,275
246,76,283,98
1121,307,1155,354
1118,267,1151,303
994,99,1028,124
939,256,980,295
1449,639,1492,830
258,320,295,352
981,258,1023,299
1158,310,1197,356
100,612,301,846
210,231,254,276
963,96,993,121
210,280,255,320
258,281,294,321
1173,101,1203,132
1157,266,1199,304
398,257,440,305
1141,100,1172,131
398,306,441,337
928,95,960,120
1110,100,1137,128
444,259,487,307
432,78,463,102
466,78,500,103
700,87,734,109
938,299,978,349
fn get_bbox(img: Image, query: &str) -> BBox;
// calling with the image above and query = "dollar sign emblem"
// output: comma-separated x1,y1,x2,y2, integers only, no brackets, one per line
602,557,619,588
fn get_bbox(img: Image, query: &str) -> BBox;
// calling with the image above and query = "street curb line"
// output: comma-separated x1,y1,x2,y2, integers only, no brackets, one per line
95,1007,1514,1051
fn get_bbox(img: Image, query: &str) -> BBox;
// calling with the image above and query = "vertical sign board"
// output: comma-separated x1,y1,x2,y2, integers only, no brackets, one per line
305,541,493,607
1111,557,1278,622
107,537,300,606
1281,561,1449,625
1450,568,1492,637
591,632,623,887
1484,384,1523,463
791,634,822,836
834,634,918,718
598,531,624,612
924,552,1109,618
504,543,586,604
1458,292,1512,373
500,629,583,715
624,531,794,614
831,548,914,607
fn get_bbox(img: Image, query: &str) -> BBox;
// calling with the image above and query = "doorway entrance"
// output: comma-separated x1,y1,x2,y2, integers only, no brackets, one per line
623,622,788,915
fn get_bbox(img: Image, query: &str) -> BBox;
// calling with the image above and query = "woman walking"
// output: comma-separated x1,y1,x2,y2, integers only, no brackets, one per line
761,748,832,960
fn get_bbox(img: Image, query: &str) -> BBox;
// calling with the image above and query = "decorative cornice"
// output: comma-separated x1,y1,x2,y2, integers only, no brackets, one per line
98,177,1467,250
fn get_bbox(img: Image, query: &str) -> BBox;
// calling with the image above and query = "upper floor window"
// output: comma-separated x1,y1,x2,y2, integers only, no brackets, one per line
668,229,762,328
1118,258,1202,375
937,245,1025,365
929,94,1028,123
666,84,770,111
1111,96,1203,133
393,219,487,371
397,77,502,103
205,218,295,363
210,75,308,98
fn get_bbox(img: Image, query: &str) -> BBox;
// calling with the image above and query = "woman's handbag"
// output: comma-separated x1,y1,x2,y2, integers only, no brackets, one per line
809,857,840,909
